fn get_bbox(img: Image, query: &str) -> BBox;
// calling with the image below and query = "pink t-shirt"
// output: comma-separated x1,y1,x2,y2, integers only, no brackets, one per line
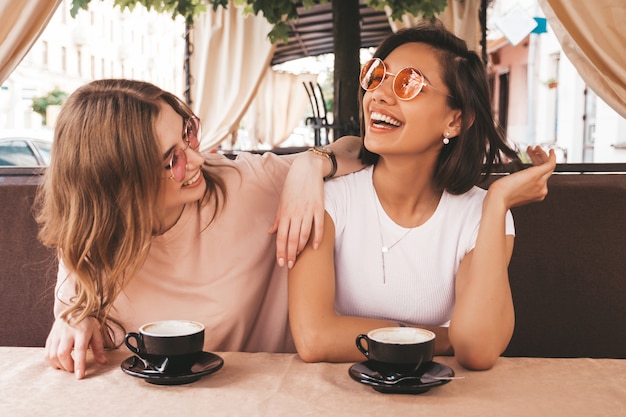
55,152,296,353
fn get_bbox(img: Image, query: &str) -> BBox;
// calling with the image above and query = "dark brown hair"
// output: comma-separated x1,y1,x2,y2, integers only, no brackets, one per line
359,19,521,194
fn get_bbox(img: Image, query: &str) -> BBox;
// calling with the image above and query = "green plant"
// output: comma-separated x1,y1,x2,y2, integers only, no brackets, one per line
71,0,206,25
70,0,448,43
31,88,68,126
367,0,447,20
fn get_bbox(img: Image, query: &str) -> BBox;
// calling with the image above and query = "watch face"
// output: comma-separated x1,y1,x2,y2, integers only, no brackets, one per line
314,146,331,155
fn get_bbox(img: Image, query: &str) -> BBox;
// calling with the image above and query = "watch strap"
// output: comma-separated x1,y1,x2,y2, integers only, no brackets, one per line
308,146,337,181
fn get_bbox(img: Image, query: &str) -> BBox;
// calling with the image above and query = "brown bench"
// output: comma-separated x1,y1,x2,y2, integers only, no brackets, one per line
1,167,625,358
0,168,56,347
503,173,626,358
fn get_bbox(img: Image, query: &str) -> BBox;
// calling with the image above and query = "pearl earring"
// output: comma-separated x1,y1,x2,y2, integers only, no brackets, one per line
443,132,450,145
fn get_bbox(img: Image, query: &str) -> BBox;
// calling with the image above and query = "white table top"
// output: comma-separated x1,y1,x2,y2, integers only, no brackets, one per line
1,347,625,417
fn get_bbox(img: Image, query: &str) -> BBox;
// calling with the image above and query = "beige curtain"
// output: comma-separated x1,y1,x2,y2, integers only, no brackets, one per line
189,3,275,150
385,0,482,52
539,0,626,118
0,0,61,84
245,69,318,148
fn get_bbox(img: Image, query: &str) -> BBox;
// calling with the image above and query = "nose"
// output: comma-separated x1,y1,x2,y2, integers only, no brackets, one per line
185,145,204,169
370,76,396,103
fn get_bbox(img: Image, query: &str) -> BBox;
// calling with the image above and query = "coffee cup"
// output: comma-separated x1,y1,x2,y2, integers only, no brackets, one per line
124,320,205,373
356,327,435,372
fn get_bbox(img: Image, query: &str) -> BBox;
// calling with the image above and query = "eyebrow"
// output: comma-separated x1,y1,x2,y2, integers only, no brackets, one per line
162,145,176,161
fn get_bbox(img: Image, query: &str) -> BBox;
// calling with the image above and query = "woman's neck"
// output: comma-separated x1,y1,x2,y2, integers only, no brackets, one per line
153,204,186,236
372,157,440,227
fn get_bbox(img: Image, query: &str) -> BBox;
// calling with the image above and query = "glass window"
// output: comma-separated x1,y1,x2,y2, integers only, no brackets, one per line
0,140,39,166
33,140,52,165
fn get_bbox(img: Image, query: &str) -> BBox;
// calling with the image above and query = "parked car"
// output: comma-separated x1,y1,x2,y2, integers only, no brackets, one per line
0,137,52,166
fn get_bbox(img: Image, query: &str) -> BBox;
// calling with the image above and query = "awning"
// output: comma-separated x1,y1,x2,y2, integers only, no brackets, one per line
271,2,393,65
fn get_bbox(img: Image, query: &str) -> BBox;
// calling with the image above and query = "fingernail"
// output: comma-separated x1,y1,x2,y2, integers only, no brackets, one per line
288,260,294,269
278,258,285,267
312,242,319,250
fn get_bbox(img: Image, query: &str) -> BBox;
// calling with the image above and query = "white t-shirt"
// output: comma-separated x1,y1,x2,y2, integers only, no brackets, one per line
324,165,515,327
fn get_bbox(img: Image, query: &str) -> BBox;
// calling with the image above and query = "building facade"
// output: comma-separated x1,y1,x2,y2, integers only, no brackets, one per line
2,0,623,162
487,0,625,163
0,0,186,132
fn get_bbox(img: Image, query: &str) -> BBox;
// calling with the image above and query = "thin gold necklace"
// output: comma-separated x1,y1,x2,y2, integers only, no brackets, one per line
374,191,438,283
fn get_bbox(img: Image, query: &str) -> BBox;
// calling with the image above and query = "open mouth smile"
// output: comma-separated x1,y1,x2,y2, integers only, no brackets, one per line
183,170,202,187
370,111,402,128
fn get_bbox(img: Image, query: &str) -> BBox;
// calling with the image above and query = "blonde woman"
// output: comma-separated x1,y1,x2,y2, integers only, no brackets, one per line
37,79,363,379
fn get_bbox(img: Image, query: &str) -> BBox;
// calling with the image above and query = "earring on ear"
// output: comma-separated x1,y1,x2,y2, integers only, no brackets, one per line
443,131,450,145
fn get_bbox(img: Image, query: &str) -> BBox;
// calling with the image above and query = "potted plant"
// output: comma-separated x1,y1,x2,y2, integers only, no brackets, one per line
544,78,558,89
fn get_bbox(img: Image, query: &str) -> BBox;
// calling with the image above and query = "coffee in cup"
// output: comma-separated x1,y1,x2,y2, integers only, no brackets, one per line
124,320,205,373
356,327,435,371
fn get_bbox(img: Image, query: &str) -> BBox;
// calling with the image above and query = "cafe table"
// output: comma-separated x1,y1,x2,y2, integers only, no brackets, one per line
1,346,625,417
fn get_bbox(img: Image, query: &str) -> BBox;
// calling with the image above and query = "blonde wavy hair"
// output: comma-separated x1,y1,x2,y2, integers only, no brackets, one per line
35,79,227,339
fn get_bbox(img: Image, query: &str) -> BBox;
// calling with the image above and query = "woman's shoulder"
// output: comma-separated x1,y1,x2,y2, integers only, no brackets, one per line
204,152,261,169
205,152,290,177
323,166,373,216
204,151,293,197
325,165,373,190
443,185,487,208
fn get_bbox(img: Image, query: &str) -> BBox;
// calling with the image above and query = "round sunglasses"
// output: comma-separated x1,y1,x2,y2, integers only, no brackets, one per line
165,116,201,182
359,58,453,100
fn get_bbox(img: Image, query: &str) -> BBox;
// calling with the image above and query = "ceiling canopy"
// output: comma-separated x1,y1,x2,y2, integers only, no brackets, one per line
270,2,393,65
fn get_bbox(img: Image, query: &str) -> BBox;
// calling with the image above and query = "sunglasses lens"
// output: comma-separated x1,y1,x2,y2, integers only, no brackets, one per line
185,118,201,149
360,59,385,91
171,149,187,182
394,67,424,100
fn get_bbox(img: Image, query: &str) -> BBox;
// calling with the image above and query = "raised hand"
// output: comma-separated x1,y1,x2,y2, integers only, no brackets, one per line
489,146,557,209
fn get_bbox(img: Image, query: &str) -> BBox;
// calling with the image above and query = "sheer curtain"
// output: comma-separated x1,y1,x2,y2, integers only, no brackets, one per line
245,69,318,149
539,0,626,118
385,0,482,52
189,4,275,151
0,0,61,84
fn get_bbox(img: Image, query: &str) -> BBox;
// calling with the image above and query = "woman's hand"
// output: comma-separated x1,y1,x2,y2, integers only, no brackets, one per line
270,136,364,268
44,317,107,379
270,152,326,269
489,146,557,209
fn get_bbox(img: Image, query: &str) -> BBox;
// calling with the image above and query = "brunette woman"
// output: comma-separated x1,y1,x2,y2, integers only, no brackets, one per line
288,20,556,370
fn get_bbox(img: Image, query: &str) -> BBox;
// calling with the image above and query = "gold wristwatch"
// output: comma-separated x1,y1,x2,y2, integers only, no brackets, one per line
308,146,337,181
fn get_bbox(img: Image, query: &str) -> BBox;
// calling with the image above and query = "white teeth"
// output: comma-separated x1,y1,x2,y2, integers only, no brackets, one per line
183,170,201,186
370,111,401,127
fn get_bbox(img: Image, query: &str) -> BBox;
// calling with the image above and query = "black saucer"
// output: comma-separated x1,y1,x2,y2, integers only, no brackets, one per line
348,360,454,394
121,351,224,385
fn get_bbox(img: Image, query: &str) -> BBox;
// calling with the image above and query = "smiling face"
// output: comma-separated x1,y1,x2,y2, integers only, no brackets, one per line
362,42,461,160
154,100,206,232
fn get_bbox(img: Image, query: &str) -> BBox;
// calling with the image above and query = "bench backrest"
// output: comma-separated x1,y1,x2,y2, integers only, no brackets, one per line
1,169,625,358
504,174,626,358
0,169,56,347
